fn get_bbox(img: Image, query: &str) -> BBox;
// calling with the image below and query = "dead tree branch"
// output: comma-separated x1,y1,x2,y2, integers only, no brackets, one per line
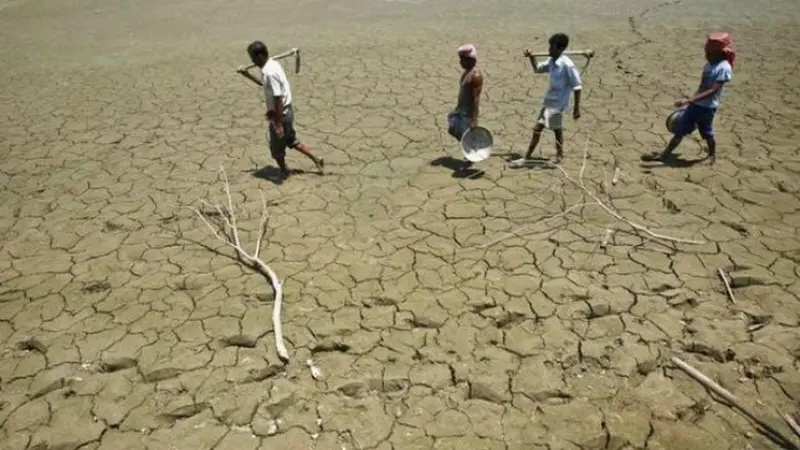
193,165,289,362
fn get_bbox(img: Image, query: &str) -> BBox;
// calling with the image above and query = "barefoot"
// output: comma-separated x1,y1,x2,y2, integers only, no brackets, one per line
509,158,530,168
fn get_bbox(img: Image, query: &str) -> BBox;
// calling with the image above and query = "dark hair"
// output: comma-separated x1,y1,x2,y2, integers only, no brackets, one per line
549,33,569,50
247,41,269,57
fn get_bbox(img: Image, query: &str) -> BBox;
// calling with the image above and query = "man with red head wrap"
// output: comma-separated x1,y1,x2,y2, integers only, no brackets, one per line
446,43,484,171
653,32,734,164
705,32,736,67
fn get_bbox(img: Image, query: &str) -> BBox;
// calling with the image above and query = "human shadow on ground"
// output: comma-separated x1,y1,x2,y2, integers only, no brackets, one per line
743,416,800,450
248,166,314,186
493,151,522,161
430,156,485,180
503,154,557,171
639,152,709,170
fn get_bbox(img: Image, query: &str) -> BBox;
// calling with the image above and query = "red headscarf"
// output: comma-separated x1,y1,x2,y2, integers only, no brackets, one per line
705,32,735,67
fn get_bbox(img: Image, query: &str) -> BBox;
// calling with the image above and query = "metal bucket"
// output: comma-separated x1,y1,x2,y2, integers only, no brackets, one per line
461,126,494,162
665,109,684,134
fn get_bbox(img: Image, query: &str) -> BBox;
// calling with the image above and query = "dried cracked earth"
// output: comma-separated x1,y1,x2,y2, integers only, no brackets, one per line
1,0,800,449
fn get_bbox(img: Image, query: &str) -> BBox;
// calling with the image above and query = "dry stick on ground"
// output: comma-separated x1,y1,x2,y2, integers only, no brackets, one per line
477,201,596,249
551,141,706,245
479,140,705,250
718,268,737,304
471,176,573,250
782,413,800,440
671,357,798,449
193,165,289,362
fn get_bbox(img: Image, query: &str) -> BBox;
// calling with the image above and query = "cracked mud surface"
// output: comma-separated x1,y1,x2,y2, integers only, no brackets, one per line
2,0,800,449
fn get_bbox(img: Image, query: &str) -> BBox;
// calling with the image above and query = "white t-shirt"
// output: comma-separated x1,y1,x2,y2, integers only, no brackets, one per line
535,55,582,112
261,58,293,112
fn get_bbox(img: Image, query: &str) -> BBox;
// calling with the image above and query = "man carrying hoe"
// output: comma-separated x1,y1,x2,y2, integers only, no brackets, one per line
512,33,582,165
238,41,324,180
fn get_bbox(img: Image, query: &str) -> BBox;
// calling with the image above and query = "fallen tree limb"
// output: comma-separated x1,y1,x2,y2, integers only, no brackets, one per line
193,165,289,362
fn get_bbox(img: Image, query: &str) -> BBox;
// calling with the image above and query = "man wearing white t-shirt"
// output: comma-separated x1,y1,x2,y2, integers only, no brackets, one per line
514,33,582,164
238,41,323,179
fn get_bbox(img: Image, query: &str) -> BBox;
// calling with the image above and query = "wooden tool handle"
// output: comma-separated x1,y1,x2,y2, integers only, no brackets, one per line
240,48,300,71
272,47,299,61
524,49,595,58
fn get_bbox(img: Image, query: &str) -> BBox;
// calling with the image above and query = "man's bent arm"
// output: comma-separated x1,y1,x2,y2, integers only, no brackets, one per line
690,83,723,104
239,69,263,86
529,56,550,74
689,67,731,104
471,72,483,126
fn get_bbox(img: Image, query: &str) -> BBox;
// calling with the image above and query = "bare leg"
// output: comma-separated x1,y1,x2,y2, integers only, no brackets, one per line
293,143,324,173
660,135,683,157
554,129,564,162
523,124,545,160
704,136,716,163
275,156,290,178
270,137,291,178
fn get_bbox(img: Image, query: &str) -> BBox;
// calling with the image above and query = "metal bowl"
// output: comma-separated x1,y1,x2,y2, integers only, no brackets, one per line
665,109,685,134
460,126,494,162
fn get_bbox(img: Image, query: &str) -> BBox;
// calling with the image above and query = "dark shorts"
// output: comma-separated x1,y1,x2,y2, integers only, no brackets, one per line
268,105,301,159
447,111,470,141
675,104,717,139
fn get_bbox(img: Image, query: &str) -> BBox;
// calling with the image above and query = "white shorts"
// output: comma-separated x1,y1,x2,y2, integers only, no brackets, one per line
536,107,564,130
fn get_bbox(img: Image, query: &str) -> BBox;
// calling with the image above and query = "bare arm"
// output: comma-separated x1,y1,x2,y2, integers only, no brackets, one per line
566,65,583,118
677,82,724,108
470,70,483,127
237,67,263,86
525,51,550,74
680,65,731,106
690,83,723,103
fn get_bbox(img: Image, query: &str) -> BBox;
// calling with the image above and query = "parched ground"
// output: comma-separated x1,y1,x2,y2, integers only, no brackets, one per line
1,0,800,449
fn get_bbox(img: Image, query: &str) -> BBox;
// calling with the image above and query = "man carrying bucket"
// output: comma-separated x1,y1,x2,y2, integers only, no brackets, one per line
651,32,735,164
446,44,484,171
